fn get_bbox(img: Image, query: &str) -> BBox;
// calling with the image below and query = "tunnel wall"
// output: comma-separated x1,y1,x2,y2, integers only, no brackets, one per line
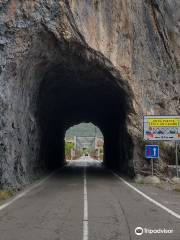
0,24,134,188
0,0,179,188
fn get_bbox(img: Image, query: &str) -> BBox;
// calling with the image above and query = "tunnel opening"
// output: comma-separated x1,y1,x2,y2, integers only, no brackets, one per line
36,39,135,177
65,123,104,160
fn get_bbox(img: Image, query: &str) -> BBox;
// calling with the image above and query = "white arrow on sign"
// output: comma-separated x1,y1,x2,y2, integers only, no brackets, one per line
153,147,156,156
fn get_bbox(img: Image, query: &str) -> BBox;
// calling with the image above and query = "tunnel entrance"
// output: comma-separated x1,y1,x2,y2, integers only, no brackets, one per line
65,123,104,160
37,40,134,177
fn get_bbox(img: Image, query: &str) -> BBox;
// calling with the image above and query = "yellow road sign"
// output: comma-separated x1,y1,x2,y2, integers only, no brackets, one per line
144,116,180,141
148,118,180,127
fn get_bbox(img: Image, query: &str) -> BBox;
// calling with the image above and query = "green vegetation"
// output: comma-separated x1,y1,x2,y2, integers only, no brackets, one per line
0,190,13,201
136,179,144,184
66,123,103,138
65,142,74,159
174,185,180,192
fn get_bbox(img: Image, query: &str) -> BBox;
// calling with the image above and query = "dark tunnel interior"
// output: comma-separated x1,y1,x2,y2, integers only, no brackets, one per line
37,53,134,177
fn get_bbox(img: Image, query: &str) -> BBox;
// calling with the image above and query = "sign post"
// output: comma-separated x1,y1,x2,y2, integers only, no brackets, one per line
151,159,154,176
175,141,179,177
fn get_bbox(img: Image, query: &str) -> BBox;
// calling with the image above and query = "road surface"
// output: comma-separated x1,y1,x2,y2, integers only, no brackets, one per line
0,158,180,240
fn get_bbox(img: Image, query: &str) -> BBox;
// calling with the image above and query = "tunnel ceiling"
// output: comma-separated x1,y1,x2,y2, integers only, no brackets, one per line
38,58,131,133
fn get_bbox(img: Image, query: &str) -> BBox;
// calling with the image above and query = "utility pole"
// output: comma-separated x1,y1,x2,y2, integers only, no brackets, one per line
94,126,97,152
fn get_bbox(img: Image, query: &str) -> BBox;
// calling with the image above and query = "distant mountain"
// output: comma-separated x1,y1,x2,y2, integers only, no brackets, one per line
65,123,103,138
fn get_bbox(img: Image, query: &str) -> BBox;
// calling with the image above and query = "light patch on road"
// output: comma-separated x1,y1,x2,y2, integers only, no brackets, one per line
113,173,180,220
83,161,88,240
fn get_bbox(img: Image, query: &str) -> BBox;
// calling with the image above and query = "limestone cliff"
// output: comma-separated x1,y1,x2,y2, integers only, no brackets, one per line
0,0,179,188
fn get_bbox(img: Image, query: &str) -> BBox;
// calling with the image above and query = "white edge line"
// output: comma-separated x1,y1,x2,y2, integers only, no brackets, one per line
0,170,58,211
113,172,180,220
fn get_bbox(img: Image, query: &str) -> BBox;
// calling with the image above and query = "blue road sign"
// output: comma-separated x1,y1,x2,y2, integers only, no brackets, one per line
145,145,159,159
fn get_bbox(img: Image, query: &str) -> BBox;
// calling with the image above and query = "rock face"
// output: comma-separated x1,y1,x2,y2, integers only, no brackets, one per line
69,0,180,111
0,0,179,188
144,175,161,185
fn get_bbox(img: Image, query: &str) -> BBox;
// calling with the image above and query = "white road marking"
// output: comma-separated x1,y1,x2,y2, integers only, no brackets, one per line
0,170,57,211
113,172,180,220
83,161,88,240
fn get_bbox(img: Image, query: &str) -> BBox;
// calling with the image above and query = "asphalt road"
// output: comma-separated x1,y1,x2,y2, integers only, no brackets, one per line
0,158,180,240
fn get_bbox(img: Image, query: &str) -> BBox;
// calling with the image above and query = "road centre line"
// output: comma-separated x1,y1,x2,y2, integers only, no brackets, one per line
83,162,88,240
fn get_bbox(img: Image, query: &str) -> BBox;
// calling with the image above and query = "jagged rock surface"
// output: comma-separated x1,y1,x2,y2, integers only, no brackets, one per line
0,0,179,188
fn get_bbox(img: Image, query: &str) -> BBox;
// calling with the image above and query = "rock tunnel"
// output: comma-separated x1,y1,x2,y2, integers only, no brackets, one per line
0,31,135,188
36,36,134,177
0,0,179,190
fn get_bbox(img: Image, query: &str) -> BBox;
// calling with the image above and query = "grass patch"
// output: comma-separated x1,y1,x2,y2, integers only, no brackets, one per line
0,191,13,201
136,179,144,184
174,185,180,192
